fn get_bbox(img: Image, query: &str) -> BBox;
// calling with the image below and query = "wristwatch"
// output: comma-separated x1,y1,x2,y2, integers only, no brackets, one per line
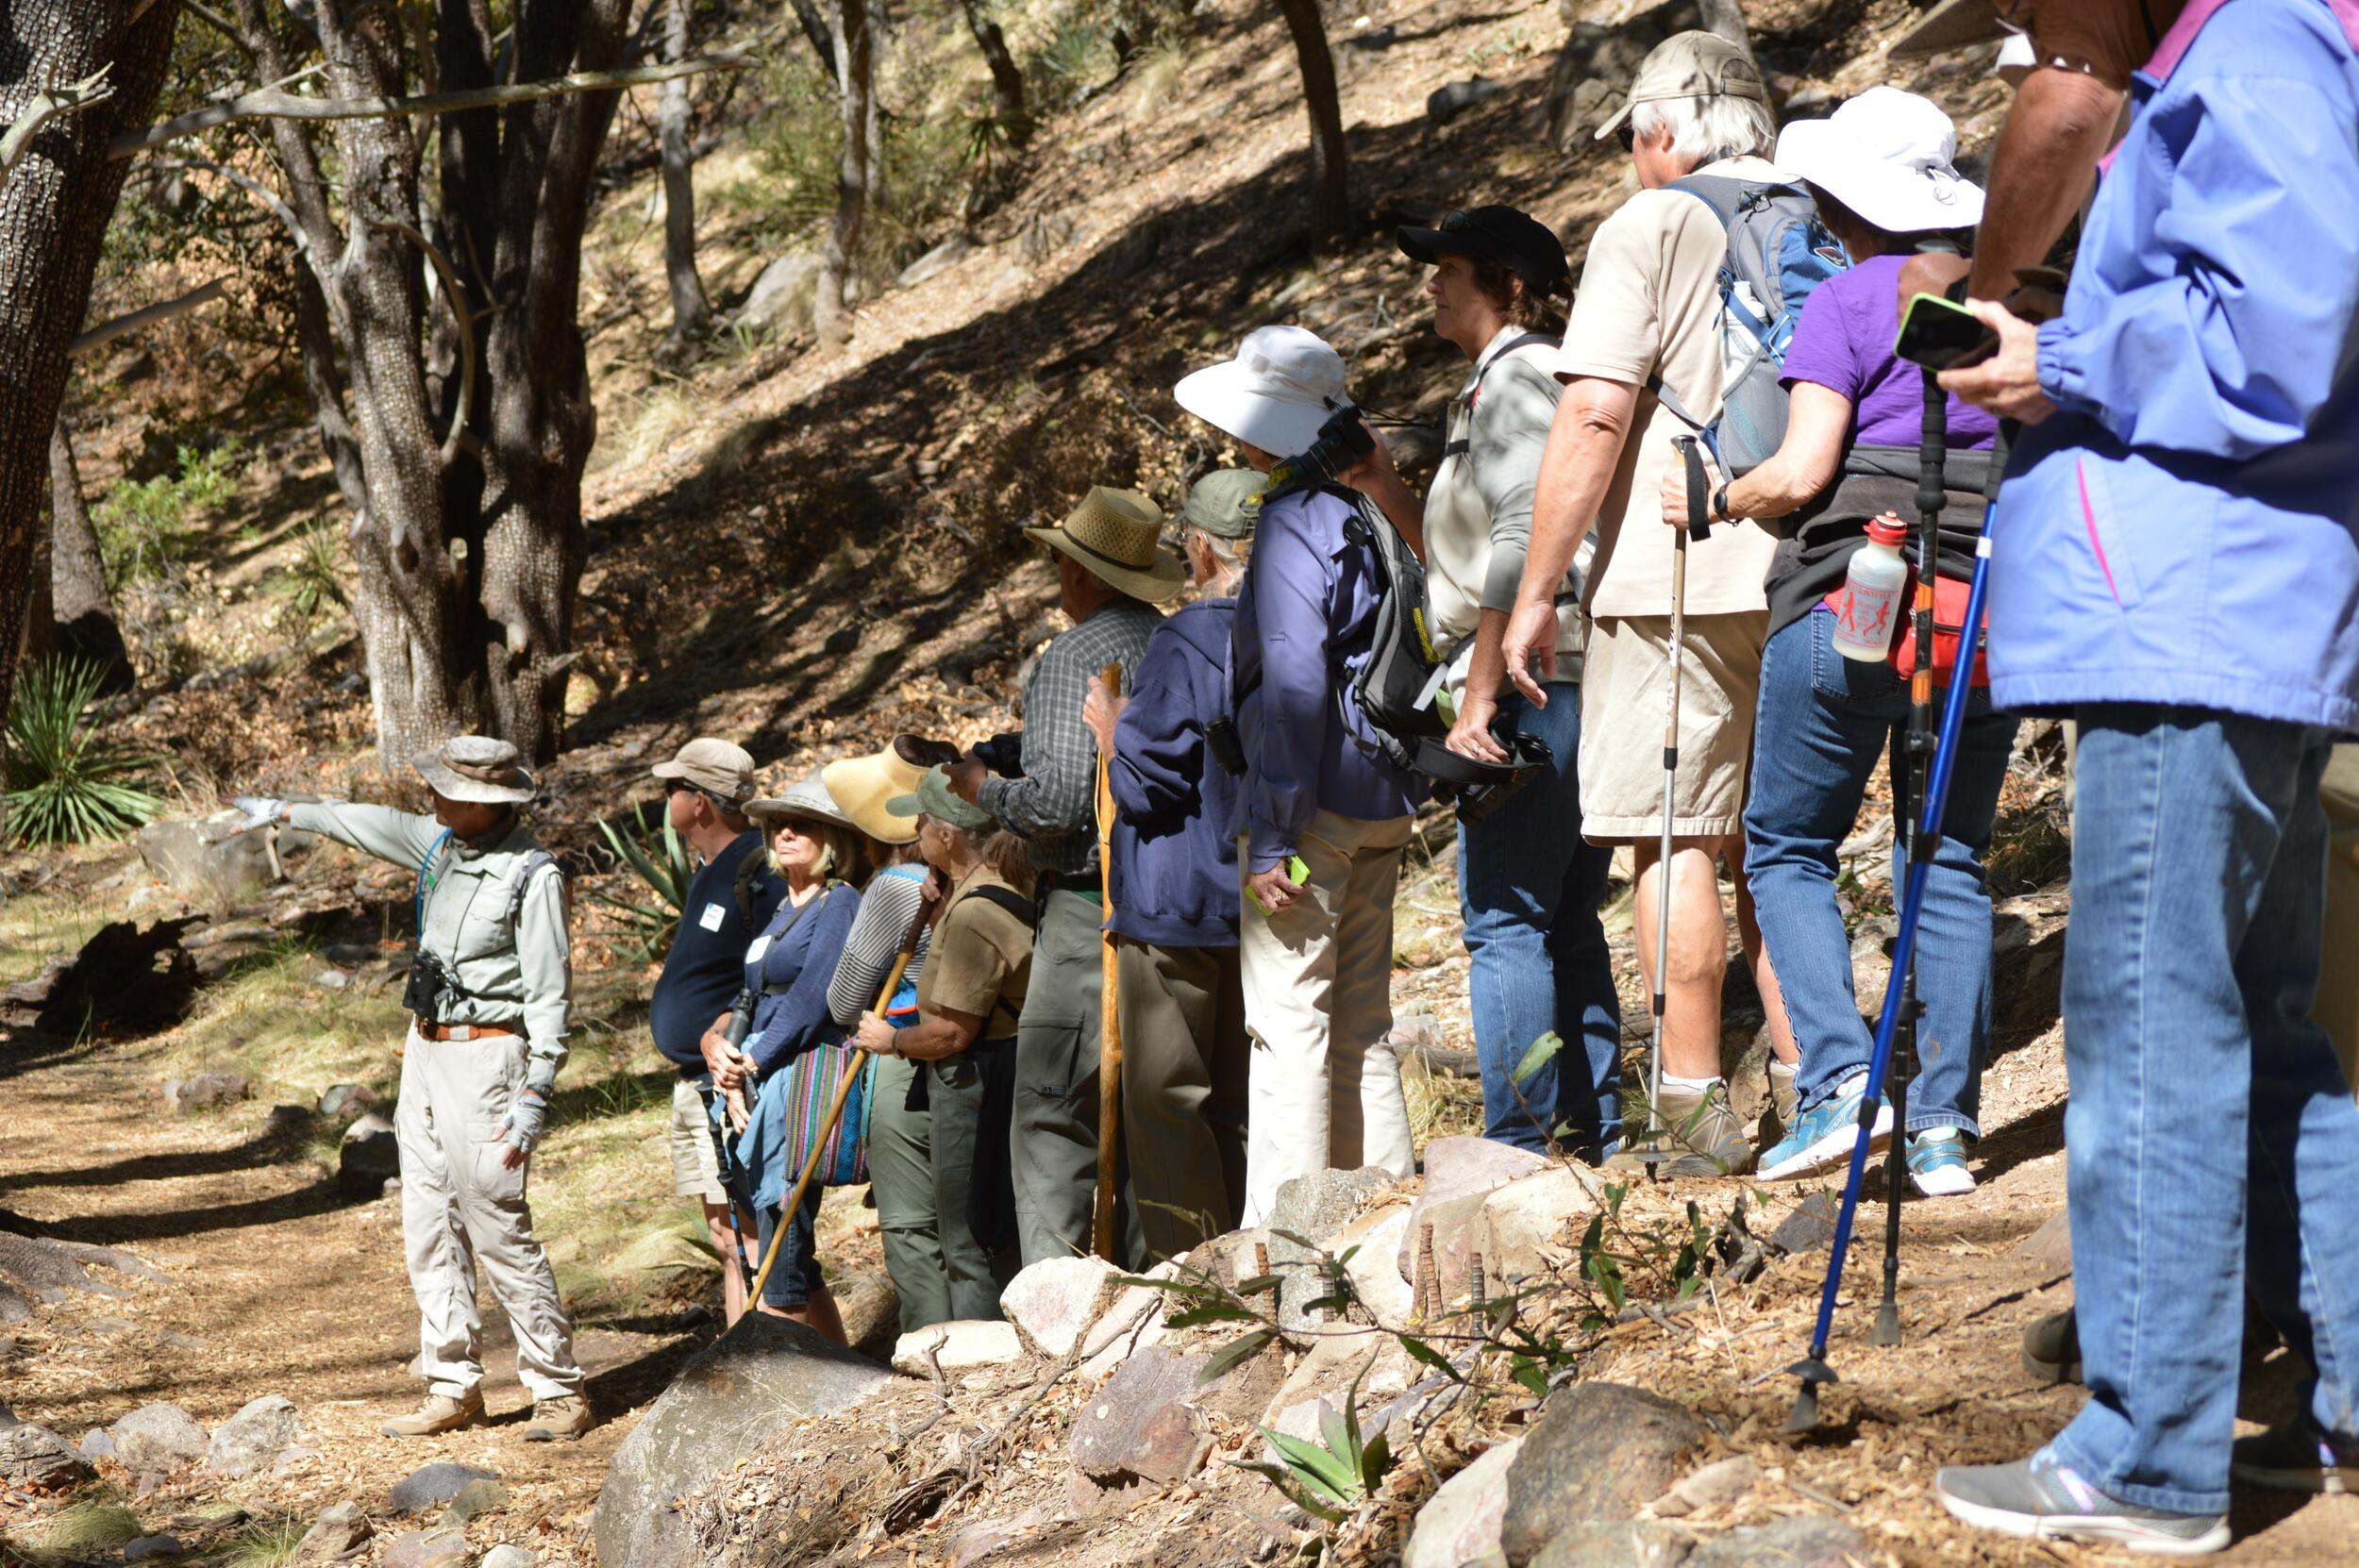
1712,482,1733,523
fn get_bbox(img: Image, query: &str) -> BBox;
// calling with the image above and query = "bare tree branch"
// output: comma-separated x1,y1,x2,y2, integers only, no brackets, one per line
371,219,479,465
181,0,259,59
67,277,230,357
147,155,344,322
109,49,756,159
2,68,117,182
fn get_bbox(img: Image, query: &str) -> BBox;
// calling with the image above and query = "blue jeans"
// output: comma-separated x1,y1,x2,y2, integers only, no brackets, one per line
2049,706,2359,1514
1744,609,2018,1133
1458,682,1621,1157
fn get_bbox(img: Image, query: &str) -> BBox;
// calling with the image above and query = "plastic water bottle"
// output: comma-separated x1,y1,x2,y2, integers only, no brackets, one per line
1832,514,1909,662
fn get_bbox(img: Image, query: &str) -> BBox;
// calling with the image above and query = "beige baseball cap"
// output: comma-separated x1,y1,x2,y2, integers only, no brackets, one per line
651,737,755,803
1594,30,1766,142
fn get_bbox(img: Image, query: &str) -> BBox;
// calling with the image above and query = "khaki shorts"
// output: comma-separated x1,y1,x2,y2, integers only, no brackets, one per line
669,1076,726,1203
1578,610,1767,841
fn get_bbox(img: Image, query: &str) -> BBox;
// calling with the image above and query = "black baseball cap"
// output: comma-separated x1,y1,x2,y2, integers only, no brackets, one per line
1396,206,1571,300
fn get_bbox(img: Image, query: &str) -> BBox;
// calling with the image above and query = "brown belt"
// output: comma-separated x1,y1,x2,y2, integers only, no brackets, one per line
414,1020,519,1043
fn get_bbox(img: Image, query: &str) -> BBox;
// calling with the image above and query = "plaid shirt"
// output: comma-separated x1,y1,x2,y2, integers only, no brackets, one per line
978,597,1163,876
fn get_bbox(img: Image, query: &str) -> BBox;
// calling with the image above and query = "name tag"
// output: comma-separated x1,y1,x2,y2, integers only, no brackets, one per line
744,933,772,965
697,901,728,932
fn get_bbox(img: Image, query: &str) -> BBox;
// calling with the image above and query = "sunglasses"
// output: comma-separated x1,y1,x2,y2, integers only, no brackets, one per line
1615,121,1637,153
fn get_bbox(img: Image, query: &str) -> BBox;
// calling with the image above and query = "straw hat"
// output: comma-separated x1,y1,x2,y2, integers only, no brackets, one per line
1774,87,1983,235
746,772,859,834
819,744,930,845
412,735,537,806
1024,487,1185,605
1174,325,1351,460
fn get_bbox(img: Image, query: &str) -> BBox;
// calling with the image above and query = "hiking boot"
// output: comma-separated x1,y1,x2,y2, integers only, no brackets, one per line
1907,1126,1976,1196
1762,1058,1799,1149
2023,1307,2082,1384
2232,1412,2359,1494
381,1389,485,1438
1935,1451,2229,1557
1606,1081,1754,1177
1757,1073,1892,1182
520,1393,593,1443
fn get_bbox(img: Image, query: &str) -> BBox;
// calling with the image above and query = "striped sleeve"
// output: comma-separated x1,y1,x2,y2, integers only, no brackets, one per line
827,874,932,1026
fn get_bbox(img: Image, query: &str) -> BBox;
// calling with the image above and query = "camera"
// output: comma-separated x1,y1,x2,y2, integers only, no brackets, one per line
1269,406,1378,493
401,951,462,1025
1206,715,1246,777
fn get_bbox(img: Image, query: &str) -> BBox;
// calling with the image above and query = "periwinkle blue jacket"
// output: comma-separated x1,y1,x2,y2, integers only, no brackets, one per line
1108,597,1243,948
1986,0,2359,732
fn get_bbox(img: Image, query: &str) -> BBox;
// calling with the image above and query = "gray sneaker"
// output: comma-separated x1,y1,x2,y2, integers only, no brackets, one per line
1763,1059,1799,1149
1606,1080,1755,1177
2232,1414,2359,1494
1935,1452,2229,1557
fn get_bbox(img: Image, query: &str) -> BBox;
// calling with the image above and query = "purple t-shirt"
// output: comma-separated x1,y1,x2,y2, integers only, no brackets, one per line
1780,253,1999,452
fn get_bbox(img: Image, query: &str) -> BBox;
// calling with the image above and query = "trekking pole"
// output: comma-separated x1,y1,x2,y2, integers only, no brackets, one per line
745,895,933,1309
1091,664,1126,1261
1786,427,2008,1431
701,995,759,1304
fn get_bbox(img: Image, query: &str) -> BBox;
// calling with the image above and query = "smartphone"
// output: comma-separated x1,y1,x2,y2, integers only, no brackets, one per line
1894,292,1999,371
1247,854,1312,914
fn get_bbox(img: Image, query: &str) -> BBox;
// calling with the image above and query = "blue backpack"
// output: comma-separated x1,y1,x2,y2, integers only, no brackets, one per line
1649,174,1849,475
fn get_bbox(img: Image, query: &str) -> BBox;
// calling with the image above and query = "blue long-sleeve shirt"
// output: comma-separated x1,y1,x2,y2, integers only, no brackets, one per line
1987,0,2359,732
740,882,860,1075
1230,486,1424,873
1109,597,1243,947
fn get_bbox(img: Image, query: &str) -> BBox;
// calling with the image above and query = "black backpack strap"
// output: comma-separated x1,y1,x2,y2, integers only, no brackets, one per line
961,883,1038,928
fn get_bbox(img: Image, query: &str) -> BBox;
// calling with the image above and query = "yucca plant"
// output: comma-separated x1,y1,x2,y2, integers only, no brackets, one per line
592,809,693,959
3,657,164,845
274,519,350,626
1243,1352,1394,1522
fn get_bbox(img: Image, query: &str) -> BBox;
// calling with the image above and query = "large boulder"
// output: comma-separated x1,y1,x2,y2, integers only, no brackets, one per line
1500,1384,1704,1565
206,1393,300,1477
0,1421,94,1491
594,1312,889,1568
1069,1341,1283,1487
1404,1439,1521,1568
108,1402,209,1478
1002,1256,1121,1358
735,252,821,340
1540,0,1750,152
136,810,290,908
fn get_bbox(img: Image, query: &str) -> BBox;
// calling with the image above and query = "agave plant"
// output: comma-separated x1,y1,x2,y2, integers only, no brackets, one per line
1242,1352,1394,1523
591,809,693,959
2,657,163,845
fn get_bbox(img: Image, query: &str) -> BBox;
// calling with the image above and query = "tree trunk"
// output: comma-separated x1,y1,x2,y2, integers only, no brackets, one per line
957,0,1029,144
0,0,179,721
660,0,710,343
815,0,872,352
45,418,130,689
1271,0,1350,242
789,0,838,80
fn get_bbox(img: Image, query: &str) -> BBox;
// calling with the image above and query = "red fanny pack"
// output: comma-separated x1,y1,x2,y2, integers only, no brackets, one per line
1821,569,1989,688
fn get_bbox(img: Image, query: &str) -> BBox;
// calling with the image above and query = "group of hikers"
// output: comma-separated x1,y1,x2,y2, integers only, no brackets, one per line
226,0,2359,1555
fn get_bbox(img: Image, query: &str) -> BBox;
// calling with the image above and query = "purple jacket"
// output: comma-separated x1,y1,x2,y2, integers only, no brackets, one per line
1108,598,1242,947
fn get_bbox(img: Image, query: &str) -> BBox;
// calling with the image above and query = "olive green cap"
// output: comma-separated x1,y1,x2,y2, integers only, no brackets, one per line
1181,468,1265,541
884,767,995,833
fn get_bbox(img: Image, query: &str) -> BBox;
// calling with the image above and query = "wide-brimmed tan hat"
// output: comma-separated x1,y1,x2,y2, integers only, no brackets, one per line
1024,486,1185,604
1594,30,1766,142
650,736,755,803
412,735,537,806
746,772,859,834
819,745,929,845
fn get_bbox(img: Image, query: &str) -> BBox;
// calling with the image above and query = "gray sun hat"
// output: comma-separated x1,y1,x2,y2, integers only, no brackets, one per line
746,771,859,833
412,735,537,806
884,767,995,833
1181,469,1266,541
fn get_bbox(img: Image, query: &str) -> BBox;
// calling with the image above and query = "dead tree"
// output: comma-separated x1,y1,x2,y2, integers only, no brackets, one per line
958,0,1029,145
0,0,180,720
815,0,874,351
1272,0,1350,241
660,0,710,344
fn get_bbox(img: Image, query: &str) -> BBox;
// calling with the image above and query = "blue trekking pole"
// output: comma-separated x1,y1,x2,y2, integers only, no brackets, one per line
1785,427,2007,1432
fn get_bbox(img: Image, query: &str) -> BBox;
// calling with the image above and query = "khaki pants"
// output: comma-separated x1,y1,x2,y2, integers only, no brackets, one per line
1117,939,1248,1261
1012,888,1110,1267
1238,810,1416,1225
394,1026,582,1401
2319,746,2359,1094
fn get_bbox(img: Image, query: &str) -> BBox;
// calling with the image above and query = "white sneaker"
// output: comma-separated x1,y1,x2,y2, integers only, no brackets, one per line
1907,1127,1976,1196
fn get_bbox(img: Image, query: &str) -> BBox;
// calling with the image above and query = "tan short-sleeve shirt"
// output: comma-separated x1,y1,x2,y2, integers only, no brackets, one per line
916,867,1033,1043
1554,156,1782,620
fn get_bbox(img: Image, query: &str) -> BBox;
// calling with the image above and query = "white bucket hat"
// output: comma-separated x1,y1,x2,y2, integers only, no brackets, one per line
1774,87,1984,237
1172,325,1351,460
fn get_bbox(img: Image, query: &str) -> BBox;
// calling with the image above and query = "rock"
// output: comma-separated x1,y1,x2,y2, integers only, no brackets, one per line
1650,1455,1761,1517
2012,1208,2072,1273
892,1319,1025,1376
613,1225,724,1280
1001,1256,1122,1357
383,1528,468,1568
1397,1136,1551,1283
1267,1165,1396,1330
206,1393,300,1477
1540,0,1749,150
315,968,350,991
77,1426,112,1460
1682,1516,1869,1568
1767,1192,1839,1259
316,1083,379,1120
136,810,282,906
163,1073,250,1112
1501,1384,1704,1565
388,1460,498,1515
1403,1439,1521,1568
1336,1205,1414,1327
1419,1165,1605,1309
735,251,822,339
1531,1522,1694,1568
1070,1342,1278,1486
1262,1334,1417,1449
339,1113,400,1197
594,1312,890,1568
1077,1264,1175,1379
896,236,972,289
109,1402,209,1477
0,1421,94,1490
292,1500,372,1563
945,1509,1040,1567
124,1535,186,1562
1428,75,1509,124
443,1476,510,1522
480,1548,538,1568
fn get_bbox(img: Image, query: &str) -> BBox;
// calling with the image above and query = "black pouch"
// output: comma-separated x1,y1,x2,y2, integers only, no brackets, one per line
1416,731,1553,826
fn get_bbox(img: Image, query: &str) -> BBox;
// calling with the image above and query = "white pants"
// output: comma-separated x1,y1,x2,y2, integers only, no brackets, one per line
394,1026,583,1401
1238,810,1416,1225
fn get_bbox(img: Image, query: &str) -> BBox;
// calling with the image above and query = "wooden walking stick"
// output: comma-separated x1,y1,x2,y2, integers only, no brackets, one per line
1091,662,1126,1261
745,893,933,1308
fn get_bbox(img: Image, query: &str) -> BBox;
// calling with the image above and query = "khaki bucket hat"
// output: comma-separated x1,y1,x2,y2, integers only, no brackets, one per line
651,736,755,804
412,735,537,806
1593,30,1766,142
1025,487,1185,604
819,744,930,845
746,772,860,833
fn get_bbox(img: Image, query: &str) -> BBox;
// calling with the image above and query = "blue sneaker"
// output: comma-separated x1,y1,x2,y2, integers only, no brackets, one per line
1755,1073,1893,1182
1907,1126,1975,1196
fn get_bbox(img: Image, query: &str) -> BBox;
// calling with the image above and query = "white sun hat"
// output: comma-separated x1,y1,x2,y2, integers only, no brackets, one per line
1172,325,1352,460
1774,86,1983,237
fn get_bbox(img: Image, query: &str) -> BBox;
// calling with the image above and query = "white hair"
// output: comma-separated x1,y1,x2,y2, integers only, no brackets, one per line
1631,93,1776,166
